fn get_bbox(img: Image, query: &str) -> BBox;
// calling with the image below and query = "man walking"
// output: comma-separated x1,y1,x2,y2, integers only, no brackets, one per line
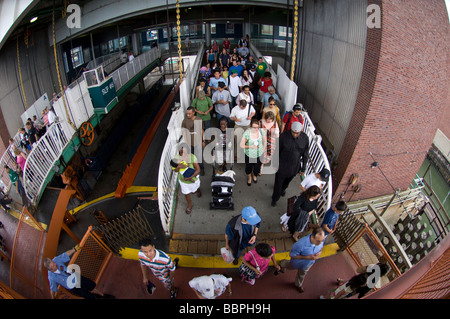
271,121,309,206
279,227,325,293
139,238,179,299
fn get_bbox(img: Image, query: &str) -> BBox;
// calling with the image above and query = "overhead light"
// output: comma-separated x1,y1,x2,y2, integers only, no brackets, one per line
371,161,379,168
30,16,38,23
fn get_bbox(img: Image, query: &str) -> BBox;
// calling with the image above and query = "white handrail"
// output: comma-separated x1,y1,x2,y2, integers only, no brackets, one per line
157,44,204,235
23,121,75,203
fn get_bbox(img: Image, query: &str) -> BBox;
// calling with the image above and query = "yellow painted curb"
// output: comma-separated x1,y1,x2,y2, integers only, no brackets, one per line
119,243,340,269
69,186,157,215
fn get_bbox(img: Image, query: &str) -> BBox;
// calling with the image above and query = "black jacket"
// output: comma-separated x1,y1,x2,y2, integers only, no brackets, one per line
276,130,309,177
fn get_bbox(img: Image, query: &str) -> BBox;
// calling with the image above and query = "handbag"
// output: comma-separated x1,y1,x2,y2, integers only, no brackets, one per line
287,195,297,216
239,251,260,280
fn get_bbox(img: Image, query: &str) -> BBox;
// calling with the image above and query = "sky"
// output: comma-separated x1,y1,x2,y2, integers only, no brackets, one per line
447,0,450,22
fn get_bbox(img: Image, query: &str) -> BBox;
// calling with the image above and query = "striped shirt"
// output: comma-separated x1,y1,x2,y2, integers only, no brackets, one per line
138,249,175,279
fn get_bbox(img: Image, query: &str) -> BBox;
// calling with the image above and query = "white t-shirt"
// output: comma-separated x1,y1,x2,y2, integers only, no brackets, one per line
301,173,326,190
189,274,231,299
228,75,241,97
230,104,256,127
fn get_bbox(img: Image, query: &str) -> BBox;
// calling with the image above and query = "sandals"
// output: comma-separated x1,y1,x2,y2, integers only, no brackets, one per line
185,207,192,214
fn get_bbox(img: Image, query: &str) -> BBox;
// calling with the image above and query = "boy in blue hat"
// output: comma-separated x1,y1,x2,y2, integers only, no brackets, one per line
224,206,261,265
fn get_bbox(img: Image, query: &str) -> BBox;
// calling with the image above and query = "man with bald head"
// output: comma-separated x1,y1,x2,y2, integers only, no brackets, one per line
271,121,309,206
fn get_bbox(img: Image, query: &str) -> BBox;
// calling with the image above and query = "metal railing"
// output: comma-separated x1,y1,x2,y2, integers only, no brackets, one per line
1,47,162,205
157,44,332,235
157,44,204,235
22,121,75,202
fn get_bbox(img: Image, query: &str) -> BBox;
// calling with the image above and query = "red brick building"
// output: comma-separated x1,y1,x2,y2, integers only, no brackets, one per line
332,0,449,202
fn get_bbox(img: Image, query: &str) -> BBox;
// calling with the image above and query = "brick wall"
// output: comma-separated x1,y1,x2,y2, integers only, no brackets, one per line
333,0,450,203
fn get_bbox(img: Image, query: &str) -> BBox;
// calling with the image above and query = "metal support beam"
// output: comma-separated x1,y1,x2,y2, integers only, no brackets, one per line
368,204,413,269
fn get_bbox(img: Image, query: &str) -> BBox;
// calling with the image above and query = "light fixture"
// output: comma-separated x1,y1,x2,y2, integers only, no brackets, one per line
371,161,379,168
30,16,38,23
348,173,359,185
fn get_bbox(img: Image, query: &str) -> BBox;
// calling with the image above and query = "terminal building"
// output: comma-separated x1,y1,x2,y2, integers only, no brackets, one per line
0,0,449,300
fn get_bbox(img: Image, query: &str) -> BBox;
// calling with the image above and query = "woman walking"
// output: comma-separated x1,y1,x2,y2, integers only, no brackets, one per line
240,118,266,186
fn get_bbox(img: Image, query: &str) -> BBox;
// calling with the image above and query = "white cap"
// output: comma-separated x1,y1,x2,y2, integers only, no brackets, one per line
193,276,214,299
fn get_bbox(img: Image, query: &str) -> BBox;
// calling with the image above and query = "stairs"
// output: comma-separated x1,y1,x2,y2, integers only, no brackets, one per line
168,232,296,256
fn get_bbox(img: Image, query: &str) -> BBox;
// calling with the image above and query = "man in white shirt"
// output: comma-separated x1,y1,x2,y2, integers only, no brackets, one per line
300,167,330,192
46,107,56,126
227,69,241,108
230,100,255,130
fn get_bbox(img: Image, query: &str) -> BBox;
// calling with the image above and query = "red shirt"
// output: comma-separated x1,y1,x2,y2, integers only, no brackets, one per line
222,40,230,50
282,112,304,131
259,78,273,93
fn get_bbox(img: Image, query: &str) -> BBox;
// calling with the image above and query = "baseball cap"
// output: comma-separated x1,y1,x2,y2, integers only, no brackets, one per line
319,168,330,182
196,276,215,299
231,69,238,74
293,103,303,111
241,206,261,225
291,121,302,133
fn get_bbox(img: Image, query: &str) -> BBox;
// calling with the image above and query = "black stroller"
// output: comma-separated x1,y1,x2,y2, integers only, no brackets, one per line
210,174,235,210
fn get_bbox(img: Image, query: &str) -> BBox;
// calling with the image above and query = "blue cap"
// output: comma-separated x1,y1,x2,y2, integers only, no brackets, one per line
241,206,261,225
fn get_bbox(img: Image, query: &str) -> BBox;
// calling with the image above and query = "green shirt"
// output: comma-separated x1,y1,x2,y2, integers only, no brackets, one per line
191,97,213,121
8,170,19,185
257,62,267,77
173,153,198,184
243,129,266,158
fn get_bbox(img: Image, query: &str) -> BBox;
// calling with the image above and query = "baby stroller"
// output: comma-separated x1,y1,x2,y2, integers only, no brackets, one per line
210,173,235,210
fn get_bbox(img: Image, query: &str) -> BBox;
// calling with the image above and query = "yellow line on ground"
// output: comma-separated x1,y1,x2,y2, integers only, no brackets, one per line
119,243,340,269
69,186,157,215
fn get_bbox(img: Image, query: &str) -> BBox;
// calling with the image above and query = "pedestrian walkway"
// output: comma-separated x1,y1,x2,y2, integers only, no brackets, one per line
96,248,358,300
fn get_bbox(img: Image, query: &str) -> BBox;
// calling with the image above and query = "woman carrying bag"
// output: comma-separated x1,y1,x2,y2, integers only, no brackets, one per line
239,243,281,285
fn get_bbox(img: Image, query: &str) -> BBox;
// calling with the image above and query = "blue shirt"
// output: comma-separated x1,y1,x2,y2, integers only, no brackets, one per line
262,92,280,107
47,253,75,292
225,221,261,250
229,65,243,77
321,208,339,236
289,234,324,271
209,77,226,89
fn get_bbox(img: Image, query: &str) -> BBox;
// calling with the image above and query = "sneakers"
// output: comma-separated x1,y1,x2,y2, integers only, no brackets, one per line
146,280,156,295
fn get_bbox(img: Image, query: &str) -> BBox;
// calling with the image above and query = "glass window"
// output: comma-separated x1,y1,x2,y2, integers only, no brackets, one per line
70,46,84,68
211,23,216,34
261,24,273,36
225,23,234,34
279,26,292,37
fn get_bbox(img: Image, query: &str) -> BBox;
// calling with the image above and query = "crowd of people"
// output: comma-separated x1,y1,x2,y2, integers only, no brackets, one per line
2,106,58,209
151,38,388,299
41,38,389,300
